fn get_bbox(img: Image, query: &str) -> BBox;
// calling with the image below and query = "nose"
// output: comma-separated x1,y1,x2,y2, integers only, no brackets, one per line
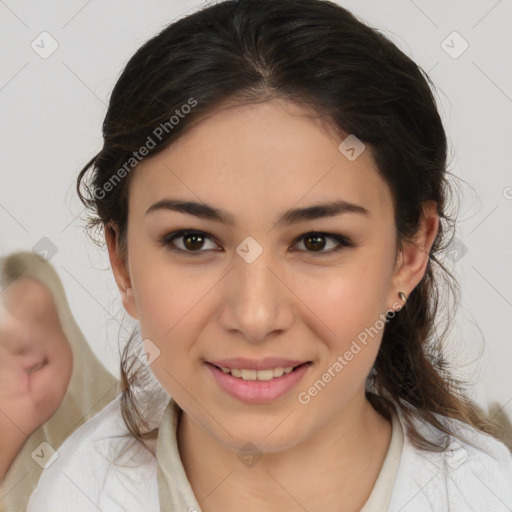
218,247,294,343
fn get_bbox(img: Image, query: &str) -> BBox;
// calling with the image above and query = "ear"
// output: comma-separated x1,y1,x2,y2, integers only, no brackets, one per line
388,200,439,310
105,223,139,319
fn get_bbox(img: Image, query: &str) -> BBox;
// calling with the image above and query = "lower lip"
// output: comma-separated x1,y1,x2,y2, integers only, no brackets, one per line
205,362,311,403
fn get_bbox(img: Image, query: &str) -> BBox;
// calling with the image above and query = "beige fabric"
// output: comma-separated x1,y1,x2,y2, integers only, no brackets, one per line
360,404,404,511
0,252,121,512
157,399,201,512
156,398,403,511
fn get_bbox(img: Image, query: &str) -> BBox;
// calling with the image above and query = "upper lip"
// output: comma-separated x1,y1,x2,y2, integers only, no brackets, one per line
207,357,310,370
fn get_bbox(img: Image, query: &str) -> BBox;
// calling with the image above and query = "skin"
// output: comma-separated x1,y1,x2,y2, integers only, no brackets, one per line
0,278,73,481
106,98,438,511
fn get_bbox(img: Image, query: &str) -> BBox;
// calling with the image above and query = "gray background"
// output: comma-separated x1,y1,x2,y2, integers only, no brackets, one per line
1,0,511,414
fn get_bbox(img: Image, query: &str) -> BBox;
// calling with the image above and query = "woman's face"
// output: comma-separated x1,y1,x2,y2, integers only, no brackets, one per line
108,98,431,452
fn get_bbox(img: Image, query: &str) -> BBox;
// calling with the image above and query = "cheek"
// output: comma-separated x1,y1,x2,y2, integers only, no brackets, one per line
295,270,387,411
292,255,391,342
132,262,193,338
132,264,212,389
288,256,393,405
310,285,384,378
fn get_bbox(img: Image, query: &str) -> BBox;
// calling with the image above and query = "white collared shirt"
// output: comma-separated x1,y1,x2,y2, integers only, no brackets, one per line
25,394,512,512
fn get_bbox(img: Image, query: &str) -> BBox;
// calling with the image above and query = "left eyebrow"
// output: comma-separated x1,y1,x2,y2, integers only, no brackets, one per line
275,199,370,227
145,198,370,227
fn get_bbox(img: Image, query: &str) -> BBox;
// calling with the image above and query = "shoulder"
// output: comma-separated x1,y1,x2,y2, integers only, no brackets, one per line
389,408,512,512
26,394,160,512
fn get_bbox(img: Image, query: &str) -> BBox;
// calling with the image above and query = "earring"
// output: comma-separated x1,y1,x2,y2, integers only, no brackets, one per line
398,291,407,303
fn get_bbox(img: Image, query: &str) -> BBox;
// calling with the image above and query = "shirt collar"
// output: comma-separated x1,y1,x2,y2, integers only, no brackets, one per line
157,397,404,512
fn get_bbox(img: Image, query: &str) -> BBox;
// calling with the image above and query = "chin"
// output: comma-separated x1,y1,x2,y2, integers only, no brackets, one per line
211,418,306,455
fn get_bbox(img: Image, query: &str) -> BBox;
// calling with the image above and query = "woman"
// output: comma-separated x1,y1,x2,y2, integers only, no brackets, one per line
26,0,512,510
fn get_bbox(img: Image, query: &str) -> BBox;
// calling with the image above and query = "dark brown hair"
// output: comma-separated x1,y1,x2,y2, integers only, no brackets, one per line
77,0,506,452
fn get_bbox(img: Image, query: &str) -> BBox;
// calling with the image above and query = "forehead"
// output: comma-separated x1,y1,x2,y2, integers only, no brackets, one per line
130,99,394,223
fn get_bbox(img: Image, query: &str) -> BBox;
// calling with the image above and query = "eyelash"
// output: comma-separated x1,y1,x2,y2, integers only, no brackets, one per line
160,229,355,256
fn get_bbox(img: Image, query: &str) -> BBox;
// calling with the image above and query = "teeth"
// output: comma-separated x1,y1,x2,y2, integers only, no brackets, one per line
254,369,274,381
219,365,300,380
273,367,285,377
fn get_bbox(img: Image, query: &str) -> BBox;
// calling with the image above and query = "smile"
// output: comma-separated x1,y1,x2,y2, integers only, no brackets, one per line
217,365,297,381
205,361,312,403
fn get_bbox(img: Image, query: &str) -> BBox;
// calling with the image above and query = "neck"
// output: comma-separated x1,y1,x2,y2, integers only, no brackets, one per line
176,389,392,512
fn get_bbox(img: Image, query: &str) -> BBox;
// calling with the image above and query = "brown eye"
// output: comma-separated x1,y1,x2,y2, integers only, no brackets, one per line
162,230,219,253
294,232,353,255
182,232,206,251
303,234,328,252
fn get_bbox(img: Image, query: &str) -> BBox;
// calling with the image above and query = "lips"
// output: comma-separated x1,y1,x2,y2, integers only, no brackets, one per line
207,357,309,370
205,359,312,403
